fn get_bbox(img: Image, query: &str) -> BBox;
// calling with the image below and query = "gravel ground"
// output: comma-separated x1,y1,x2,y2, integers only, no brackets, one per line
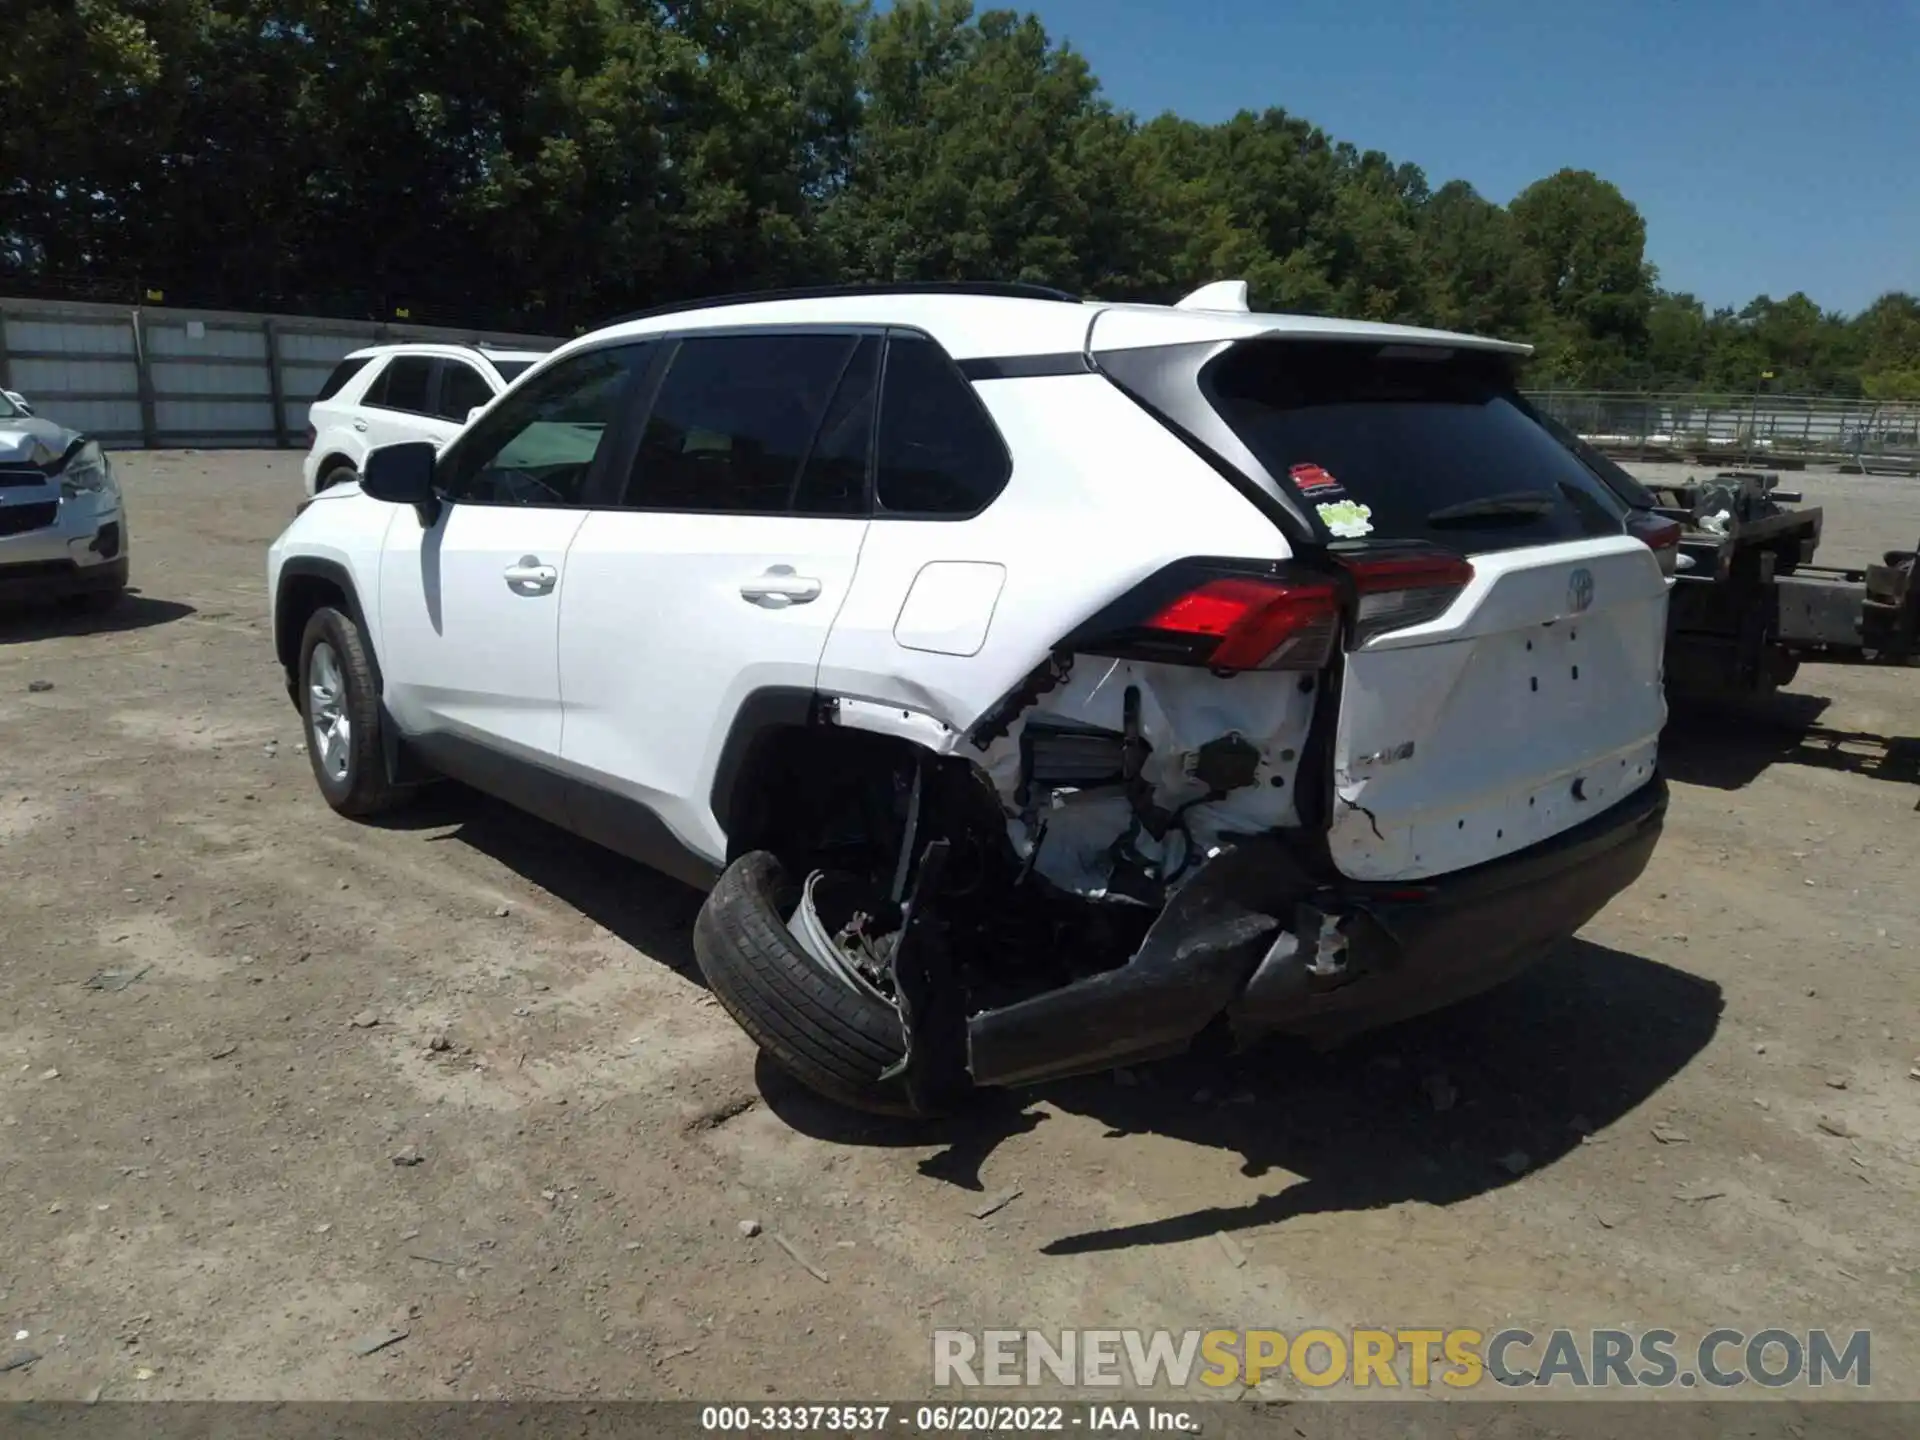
0,451,1916,1406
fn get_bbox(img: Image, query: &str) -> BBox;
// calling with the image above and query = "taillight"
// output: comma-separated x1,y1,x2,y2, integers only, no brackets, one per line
1626,512,1683,576
1064,561,1340,672
1148,575,1341,670
1339,552,1474,645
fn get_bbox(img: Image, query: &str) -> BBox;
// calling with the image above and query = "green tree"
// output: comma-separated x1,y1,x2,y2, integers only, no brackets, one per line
1854,293,1920,399
1510,169,1654,383
820,1,1158,293
1414,180,1542,339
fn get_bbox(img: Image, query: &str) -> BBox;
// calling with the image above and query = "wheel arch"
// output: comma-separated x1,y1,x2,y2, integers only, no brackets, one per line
274,557,379,694
315,453,359,488
710,688,964,863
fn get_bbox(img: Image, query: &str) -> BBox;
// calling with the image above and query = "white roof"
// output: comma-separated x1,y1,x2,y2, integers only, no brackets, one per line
343,342,548,364
567,286,1531,363
1087,302,1533,358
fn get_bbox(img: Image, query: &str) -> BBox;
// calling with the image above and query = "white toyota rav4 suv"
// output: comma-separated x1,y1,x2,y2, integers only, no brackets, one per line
268,281,1673,1115
302,343,548,496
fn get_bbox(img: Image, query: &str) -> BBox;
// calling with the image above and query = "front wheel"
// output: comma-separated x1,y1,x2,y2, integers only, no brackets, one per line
298,606,414,817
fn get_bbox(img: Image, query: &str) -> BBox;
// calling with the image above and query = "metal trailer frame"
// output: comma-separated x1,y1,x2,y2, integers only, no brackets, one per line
1652,472,1918,700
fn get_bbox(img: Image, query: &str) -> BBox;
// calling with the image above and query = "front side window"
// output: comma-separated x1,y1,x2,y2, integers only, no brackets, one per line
435,362,494,422
873,333,1011,516
439,344,650,507
619,333,868,516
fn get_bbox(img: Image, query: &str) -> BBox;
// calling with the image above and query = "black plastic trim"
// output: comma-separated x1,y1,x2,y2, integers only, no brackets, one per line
274,557,372,678
957,352,1093,381
1092,341,1316,546
0,555,127,602
407,731,722,891
708,686,823,848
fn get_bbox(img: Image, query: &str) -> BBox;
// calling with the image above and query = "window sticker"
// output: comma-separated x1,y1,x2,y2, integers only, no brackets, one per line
1316,499,1374,538
1289,461,1344,496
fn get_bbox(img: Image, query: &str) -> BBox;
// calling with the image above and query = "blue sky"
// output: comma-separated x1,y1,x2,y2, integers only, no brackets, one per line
1017,0,1918,315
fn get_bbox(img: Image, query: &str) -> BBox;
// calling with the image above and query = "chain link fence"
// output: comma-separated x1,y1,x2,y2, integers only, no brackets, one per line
1524,390,1920,474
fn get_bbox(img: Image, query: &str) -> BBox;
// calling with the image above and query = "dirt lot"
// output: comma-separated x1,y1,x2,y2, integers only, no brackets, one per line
2,452,1917,1404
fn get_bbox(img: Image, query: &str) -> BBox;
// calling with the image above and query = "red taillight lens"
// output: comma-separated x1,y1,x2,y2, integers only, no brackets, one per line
1340,552,1474,645
1147,576,1340,671
1626,512,1683,576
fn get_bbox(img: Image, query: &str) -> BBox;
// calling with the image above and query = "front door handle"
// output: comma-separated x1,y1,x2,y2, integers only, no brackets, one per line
504,556,558,594
740,565,822,608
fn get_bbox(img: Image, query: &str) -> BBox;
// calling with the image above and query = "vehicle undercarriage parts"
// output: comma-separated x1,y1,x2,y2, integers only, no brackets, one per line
876,839,968,1115
1017,718,1127,806
825,696,961,753
969,654,1074,751
1191,732,1262,792
964,838,1313,1088
975,657,1314,900
789,870,896,1003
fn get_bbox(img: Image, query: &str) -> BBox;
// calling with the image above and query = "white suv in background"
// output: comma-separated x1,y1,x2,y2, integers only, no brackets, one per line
301,343,548,495
268,280,1672,1117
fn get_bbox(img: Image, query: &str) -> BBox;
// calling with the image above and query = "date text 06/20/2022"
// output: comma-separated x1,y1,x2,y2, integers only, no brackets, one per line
700,1405,1197,1433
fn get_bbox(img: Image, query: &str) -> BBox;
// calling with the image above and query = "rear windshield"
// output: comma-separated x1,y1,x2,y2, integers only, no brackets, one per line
1529,407,1656,510
1203,341,1629,550
490,360,534,384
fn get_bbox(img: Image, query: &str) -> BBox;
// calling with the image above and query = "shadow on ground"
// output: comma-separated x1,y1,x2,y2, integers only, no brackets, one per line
0,592,195,643
373,782,707,981
761,938,1724,1249
1664,691,1920,794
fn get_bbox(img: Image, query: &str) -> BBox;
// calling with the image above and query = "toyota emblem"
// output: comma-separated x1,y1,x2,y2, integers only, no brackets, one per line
1568,567,1595,614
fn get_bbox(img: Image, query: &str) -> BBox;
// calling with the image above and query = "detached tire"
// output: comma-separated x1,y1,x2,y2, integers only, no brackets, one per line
298,605,415,818
695,851,925,1116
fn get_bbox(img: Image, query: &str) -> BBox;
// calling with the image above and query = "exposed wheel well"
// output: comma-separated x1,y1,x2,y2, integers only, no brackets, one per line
316,454,357,488
723,725,925,867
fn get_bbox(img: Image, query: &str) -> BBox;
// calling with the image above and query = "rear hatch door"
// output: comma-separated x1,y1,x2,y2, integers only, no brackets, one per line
1183,336,1669,881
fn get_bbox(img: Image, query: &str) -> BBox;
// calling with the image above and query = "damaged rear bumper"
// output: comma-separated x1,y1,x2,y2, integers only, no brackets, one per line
965,776,1668,1088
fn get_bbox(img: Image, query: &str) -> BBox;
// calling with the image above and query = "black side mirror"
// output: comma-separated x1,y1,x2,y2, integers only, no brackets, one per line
361,441,440,525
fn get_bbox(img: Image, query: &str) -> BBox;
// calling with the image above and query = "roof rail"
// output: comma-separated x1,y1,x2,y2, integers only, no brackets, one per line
595,281,1083,331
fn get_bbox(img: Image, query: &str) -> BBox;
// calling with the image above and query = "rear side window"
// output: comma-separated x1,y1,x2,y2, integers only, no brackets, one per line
436,362,494,422
366,356,435,415
619,333,868,516
874,333,1010,516
315,356,371,402
1204,342,1629,549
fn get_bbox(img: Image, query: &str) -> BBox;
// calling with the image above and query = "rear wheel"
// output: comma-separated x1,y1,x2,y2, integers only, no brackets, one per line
694,851,931,1116
298,605,413,817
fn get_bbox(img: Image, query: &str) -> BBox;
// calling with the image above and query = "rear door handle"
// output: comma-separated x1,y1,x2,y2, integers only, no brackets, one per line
504,556,558,594
740,566,822,608
352,419,368,433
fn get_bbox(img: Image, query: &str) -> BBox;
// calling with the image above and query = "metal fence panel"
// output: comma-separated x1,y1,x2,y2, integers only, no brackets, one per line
1527,390,1920,471
1,296,560,450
